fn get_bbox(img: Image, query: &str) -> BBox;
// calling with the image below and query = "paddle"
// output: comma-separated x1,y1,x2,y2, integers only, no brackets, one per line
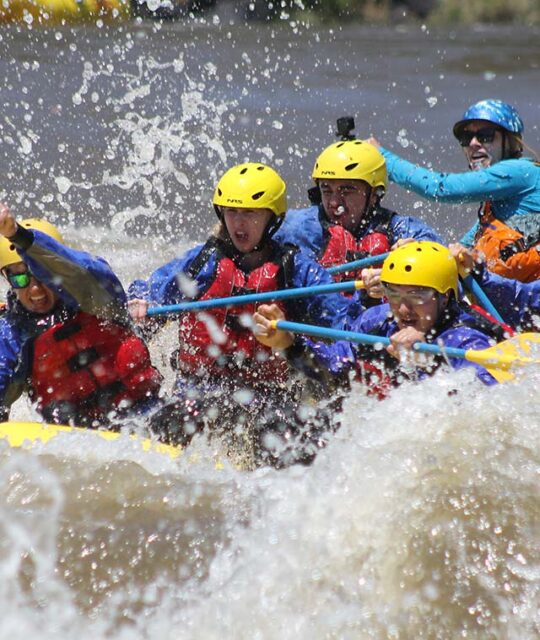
146,252,503,326
327,252,389,274
269,319,540,383
462,275,504,323
147,279,365,317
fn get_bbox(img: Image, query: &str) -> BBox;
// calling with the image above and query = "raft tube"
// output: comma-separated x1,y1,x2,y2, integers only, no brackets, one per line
0,421,182,460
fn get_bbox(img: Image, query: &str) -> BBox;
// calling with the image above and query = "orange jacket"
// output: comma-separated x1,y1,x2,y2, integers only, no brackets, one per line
474,203,540,283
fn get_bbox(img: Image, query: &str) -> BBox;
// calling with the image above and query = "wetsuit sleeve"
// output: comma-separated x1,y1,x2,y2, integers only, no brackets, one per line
284,334,356,393
389,214,445,243
474,265,540,330
10,228,127,321
127,244,215,340
273,206,325,255
128,244,209,305
380,148,531,203
438,326,498,385
287,250,353,329
0,317,25,419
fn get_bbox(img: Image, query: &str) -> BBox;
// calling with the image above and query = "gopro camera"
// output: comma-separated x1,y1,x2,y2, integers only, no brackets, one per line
336,116,356,140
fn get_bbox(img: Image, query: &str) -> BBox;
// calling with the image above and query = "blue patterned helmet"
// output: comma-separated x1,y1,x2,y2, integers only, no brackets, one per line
453,99,524,139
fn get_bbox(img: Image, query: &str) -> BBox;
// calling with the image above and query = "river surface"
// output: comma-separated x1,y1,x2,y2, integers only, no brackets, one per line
0,15,539,639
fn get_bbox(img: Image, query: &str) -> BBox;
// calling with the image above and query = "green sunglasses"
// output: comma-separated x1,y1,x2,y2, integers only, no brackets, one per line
5,270,33,289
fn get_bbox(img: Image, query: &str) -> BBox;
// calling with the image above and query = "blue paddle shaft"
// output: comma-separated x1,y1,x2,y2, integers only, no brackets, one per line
328,252,390,274
275,319,467,360
147,279,362,316
463,275,503,323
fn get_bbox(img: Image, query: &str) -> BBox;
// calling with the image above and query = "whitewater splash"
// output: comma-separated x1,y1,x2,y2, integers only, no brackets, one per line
1,361,539,639
1,32,236,237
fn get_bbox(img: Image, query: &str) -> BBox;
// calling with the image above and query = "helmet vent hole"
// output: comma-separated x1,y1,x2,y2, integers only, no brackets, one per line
336,142,345,148
345,162,359,172
256,166,264,171
251,191,265,201
388,263,395,270
217,188,222,196
405,265,412,272
240,167,248,175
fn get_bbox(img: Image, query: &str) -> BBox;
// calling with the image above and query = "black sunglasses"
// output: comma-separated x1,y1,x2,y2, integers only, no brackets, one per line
4,269,33,289
457,127,499,147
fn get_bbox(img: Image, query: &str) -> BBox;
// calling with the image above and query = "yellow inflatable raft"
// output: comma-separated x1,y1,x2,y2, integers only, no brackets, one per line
0,421,182,460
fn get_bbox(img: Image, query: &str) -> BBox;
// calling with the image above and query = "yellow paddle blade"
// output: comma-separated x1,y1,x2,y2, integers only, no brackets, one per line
465,333,540,383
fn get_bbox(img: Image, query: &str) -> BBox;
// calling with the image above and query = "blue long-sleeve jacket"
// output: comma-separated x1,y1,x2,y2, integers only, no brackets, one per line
0,229,128,413
287,301,497,388
129,239,353,330
473,266,540,331
274,203,444,252
380,148,540,246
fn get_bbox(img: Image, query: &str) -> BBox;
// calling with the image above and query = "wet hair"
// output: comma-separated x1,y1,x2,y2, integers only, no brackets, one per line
504,131,524,159
212,220,225,239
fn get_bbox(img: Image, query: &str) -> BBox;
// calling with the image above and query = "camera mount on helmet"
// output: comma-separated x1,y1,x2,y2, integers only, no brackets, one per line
336,116,356,141
308,116,358,204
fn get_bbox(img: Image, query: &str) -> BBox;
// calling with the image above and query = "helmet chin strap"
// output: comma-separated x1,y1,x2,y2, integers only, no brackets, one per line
437,292,449,313
354,186,382,235
431,292,454,334
437,291,453,320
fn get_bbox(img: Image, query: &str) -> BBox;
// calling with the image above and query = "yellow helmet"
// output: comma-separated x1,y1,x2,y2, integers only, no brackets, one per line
381,241,458,297
0,218,64,270
311,140,387,190
213,162,287,217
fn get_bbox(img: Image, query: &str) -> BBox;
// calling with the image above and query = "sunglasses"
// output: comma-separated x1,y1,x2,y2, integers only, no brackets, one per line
457,127,499,147
383,285,436,307
4,269,34,289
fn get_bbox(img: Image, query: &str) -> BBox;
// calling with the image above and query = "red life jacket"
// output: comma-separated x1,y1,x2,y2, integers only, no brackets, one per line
177,243,293,385
318,216,391,282
354,359,393,401
318,223,359,280
30,311,162,423
356,231,390,262
474,202,540,283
